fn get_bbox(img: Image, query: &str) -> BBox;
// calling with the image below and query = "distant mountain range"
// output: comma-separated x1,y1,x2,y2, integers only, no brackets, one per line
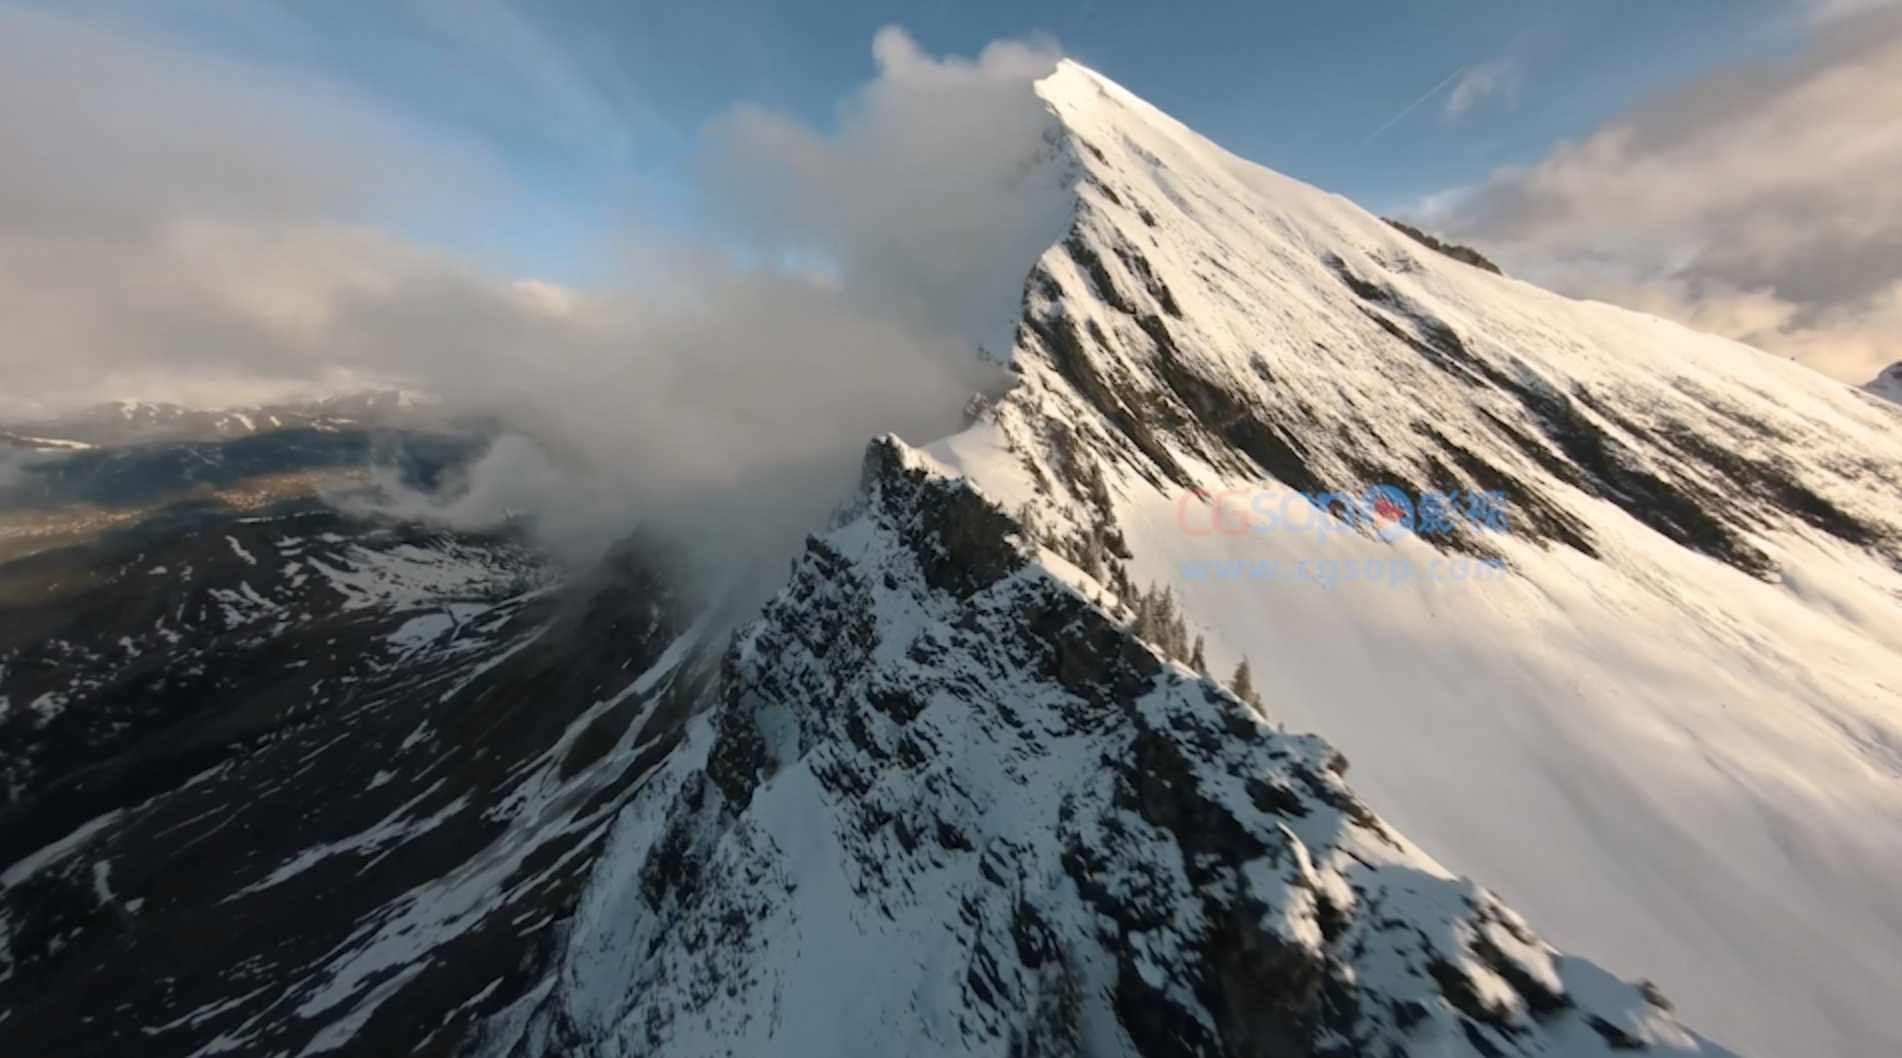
0,390,442,449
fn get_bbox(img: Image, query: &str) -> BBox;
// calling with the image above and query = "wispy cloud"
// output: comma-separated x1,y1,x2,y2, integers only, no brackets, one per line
1364,47,1521,145
1445,56,1519,118
400,0,632,146
1421,5,1902,383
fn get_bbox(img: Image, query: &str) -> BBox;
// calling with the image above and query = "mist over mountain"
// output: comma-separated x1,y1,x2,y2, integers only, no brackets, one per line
0,12,1066,581
5,19,1902,1058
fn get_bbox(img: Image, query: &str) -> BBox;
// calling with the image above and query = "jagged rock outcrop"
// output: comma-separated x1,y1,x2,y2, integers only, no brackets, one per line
1382,218,1503,275
482,438,1728,1057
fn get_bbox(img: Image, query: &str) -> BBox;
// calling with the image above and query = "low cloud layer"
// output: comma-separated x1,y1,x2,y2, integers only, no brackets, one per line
1422,4,1902,383
0,10,1072,583
0,4,502,415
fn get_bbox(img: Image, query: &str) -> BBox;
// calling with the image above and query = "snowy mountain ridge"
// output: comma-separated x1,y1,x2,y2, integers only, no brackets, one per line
6,57,1900,1058
923,61,1902,1058
445,58,1902,1058
479,437,1727,1058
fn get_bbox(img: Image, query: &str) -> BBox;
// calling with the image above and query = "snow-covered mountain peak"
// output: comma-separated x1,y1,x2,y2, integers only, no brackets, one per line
1013,60,1901,577
9,56,1900,1058
910,59,1902,1058
486,62,1902,1058
1037,59,1366,228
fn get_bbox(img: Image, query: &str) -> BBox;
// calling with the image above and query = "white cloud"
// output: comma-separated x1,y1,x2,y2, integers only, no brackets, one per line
703,26,1068,353
0,14,1071,584
1445,57,1518,118
1422,5,1902,382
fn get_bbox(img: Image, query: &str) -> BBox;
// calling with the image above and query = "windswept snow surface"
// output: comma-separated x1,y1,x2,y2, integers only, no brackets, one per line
928,61,1902,1058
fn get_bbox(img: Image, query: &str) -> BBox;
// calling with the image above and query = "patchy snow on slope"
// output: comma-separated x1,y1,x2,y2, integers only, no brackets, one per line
225,534,258,567
224,780,470,901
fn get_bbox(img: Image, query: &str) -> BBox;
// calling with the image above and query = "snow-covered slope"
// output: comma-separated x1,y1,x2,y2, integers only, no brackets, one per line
10,56,1897,1058
472,58,1900,1058
922,61,1902,1058
485,437,1727,1058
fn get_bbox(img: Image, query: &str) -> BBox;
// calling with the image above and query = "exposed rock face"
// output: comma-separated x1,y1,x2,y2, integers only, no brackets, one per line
480,438,1727,1058
1865,361,1902,405
1383,218,1504,275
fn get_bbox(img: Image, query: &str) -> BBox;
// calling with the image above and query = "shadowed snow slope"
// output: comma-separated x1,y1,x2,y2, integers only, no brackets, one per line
925,61,1902,1058
1867,362,1902,405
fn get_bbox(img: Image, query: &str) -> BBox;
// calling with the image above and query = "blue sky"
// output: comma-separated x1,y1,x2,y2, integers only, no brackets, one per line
38,0,1812,283
8,0,1892,406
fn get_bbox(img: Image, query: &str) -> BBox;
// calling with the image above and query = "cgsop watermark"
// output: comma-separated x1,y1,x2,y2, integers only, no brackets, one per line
1181,554,1507,589
1174,485,1511,590
1177,484,1510,542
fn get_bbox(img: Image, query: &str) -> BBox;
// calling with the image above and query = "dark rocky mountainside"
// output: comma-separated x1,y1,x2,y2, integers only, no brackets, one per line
0,434,719,1057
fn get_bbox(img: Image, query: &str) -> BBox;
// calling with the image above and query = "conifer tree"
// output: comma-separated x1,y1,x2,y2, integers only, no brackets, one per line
1231,656,1261,707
